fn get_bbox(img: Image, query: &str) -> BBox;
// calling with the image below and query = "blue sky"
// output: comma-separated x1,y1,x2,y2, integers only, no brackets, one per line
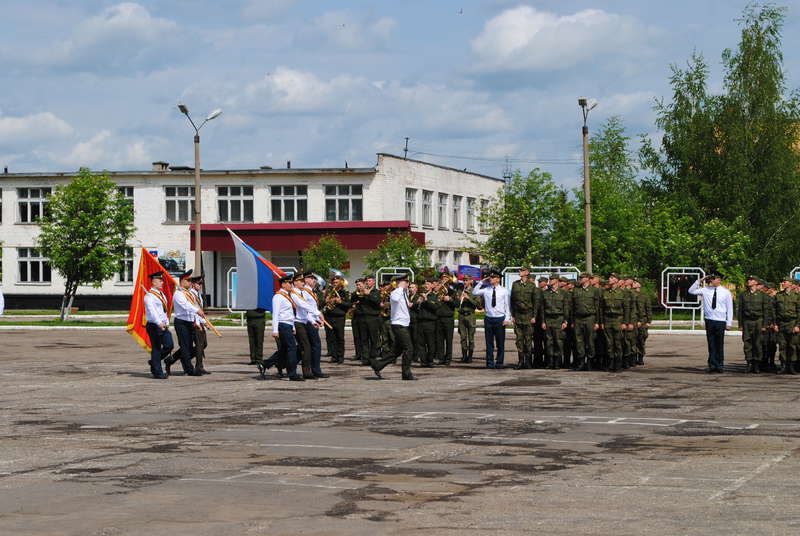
2,0,799,187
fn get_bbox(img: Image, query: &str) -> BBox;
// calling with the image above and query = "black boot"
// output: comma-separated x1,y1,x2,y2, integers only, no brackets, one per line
524,353,533,369
789,362,797,375
460,349,468,363
466,348,473,363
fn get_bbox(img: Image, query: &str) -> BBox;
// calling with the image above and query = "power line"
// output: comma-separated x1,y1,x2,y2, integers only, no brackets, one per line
409,150,582,165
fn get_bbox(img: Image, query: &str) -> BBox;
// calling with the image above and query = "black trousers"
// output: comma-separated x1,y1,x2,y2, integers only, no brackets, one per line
173,318,197,374
705,319,726,370
327,315,346,362
294,322,312,377
372,325,413,377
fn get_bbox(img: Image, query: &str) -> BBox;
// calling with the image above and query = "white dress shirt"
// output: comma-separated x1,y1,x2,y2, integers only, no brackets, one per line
144,290,170,325
272,292,296,334
689,280,734,327
302,287,322,324
473,282,511,321
390,287,411,327
0,288,4,315
173,288,201,322
291,288,315,323
189,288,206,326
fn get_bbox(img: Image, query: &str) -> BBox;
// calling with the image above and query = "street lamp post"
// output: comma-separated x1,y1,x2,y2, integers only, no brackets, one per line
177,104,222,277
578,97,597,274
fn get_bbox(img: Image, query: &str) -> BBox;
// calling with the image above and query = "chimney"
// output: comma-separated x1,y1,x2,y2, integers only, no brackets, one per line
3,166,7,174
260,165,273,170
152,161,169,171
287,160,291,169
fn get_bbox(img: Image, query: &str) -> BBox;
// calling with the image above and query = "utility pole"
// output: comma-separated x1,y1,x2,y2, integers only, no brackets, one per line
578,97,597,274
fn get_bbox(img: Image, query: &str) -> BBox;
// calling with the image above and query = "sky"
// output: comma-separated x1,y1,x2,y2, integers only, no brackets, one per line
2,0,800,187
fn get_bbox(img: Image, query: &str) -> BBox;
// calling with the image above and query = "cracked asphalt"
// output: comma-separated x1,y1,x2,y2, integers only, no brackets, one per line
1,329,799,535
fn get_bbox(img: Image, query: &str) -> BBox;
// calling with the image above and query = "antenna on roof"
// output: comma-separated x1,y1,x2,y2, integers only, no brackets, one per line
502,156,512,185
403,137,410,159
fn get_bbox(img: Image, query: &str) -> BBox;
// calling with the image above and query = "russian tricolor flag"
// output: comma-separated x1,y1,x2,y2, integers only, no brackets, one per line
227,229,286,311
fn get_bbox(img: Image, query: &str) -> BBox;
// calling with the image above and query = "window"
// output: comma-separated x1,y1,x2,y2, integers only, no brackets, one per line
218,185,254,222
18,187,51,223
452,195,462,231
18,248,51,284
466,197,476,232
438,250,448,266
0,247,3,282
405,188,417,224
325,184,362,222
438,193,448,229
422,190,433,227
165,186,195,223
117,247,134,283
0,189,3,224
270,185,307,222
117,186,134,215
480,199,489,233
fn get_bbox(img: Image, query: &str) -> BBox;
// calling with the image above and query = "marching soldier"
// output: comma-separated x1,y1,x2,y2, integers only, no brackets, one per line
571,272,599,371
323,273,351,364
773,278,798,375
561,278,575,368
379,280,394,358
601,274,629,372
457,275,481,363
510,267,537,369
408,281,421,362
290,273,315,379
633,279,651,366
359,275,383,366
539,274,570,369
435,274,457,365
165,270,203,376
738,276,769,374
302,272,329,378
258,275,304,381
143,270,173,379
370,274,417,380
189,274,210,375
246,309,266,365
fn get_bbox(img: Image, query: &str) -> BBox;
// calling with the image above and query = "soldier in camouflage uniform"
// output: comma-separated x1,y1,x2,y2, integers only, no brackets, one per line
761,282,778,372
511,267,537,369
593,276,607,370
539,274,570,369
457,275,481,363
532,277,548,368
601,274,629,373
571,272,600,371
621,276,637,369
633,279,652,366
773,278,798,375
737,275,769,374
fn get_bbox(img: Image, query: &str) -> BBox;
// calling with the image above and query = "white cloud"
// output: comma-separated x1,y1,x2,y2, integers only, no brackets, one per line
310,11,396,50
0,112,73,145
30,3,179,72
471,6,654,72
242,67,370,113
241,0,300,19
59,130,157,169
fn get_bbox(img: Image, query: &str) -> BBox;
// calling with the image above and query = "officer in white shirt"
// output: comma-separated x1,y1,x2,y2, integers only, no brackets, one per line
473,270,511,368
189,274,210,375
291,273,316,378
370,274,416,380
262,275,303,381
143,271,173,379
165,270,203,376
689,273,733,373
303,272,329,379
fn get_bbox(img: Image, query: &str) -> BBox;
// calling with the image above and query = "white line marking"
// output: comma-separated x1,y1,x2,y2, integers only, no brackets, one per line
259,443,399,451
708,451,792,501
468,436,597,445
180,477,356,490
383,455,422,467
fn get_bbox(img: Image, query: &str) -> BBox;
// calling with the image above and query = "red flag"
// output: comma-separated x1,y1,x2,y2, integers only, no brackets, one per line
126,248,177,352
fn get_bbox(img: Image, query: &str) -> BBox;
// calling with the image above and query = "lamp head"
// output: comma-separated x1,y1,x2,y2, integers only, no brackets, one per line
178,104,189,115
578,97,587,108
206,109,222,121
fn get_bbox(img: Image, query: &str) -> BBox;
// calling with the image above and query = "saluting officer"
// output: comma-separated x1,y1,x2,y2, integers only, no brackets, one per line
510,267,537,369
571,272,600,371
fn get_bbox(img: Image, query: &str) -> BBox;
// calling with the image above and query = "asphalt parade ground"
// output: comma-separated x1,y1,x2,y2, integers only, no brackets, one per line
1,329,799,535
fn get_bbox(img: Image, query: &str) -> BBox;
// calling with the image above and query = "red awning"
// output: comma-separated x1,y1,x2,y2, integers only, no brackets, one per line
189,221,425,251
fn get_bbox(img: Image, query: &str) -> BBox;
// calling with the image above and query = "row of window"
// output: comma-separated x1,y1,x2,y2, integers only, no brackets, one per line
0,247,133,285
0,185,364,224
405,189,488,233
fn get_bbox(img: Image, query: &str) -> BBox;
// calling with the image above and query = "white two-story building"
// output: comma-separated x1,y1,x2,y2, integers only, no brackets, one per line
0,154,503,309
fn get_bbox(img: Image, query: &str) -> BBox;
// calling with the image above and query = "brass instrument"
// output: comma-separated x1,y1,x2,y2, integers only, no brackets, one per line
435,282,448,299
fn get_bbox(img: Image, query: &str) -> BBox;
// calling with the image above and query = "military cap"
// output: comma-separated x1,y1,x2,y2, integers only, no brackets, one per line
579,272,592,279
425,276,438,283
279,275,293,284
488,270,502,278
462,273,474,280
188,273,204,283
549,273,560,280
178,269,193,280
608,273,619,280
149,270,165,279
746,275,759,282
392,274,408,282
330,273,342,280
519,266,530,272
599,278,608,286
354,277,364,283
292,273,305,282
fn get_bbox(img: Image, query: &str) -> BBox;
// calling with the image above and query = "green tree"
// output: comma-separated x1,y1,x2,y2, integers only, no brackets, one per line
364,232,430,278
475,169,562,267
38,168,135,320
301,234,348,277
640,4,800,280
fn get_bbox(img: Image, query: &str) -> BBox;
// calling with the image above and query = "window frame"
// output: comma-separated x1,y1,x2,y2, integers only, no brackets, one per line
324,184,363,222
466,197,476,232
116,246,134,285
17,187,51,224
269,185,308,222
452,195,463,231
217,185,254,223
438,193,448,230
405,188,417,225
164,185,196,224
421,190,433,228
17,247,52,285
